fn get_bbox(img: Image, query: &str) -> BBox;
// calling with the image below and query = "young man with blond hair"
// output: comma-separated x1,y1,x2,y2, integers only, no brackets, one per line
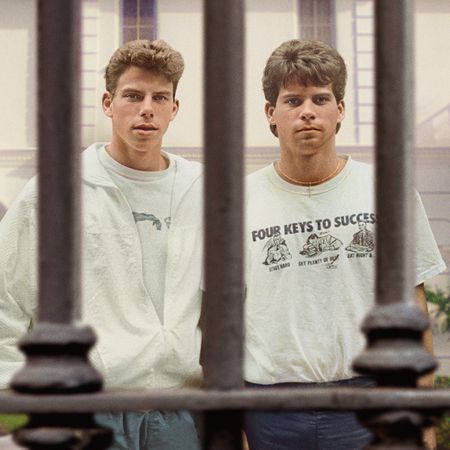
244,39,445,450
0,39,202,449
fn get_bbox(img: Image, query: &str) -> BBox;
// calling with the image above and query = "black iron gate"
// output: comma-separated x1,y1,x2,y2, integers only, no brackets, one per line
0,1,449,449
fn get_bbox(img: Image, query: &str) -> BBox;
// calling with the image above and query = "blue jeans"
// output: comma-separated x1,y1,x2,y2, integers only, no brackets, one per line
95,410,201,450
244,378,375,450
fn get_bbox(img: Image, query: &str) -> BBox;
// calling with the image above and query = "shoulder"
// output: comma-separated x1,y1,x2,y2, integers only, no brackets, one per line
247,164,272,179
247,164,273,187
6,177,38,214
166,154,203,208
167,153,202,179
344,157,374,186
245,165,277,209
348,158,374,175
0,177,38,236
82,142,105,166
246,164,278,200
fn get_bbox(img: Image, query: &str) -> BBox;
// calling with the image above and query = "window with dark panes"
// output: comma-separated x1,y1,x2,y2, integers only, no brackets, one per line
122,0,157,42
298,0,336,44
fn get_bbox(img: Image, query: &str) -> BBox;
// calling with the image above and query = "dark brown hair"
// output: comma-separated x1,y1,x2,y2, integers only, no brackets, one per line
263,39,347,105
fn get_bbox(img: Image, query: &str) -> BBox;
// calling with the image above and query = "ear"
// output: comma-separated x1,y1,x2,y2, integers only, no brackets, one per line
170,99,180,121
265,102,276,125
265,102,278,137
102,92,113,118
337,99,345,123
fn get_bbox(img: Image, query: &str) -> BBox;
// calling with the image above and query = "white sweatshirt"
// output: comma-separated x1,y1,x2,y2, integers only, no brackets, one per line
0,143,203,390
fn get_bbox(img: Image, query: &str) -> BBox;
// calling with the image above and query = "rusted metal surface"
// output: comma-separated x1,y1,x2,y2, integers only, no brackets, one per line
202,0,244,447
354,302,435,386
360,410,432,450
372,0,415,306
202,0,244,392
203,411,243,450
11,324,102,394
36,0,81,326
353,0,437,384
353,2,439,448
9,2,110,448
0,388,449,413
14,414,111,450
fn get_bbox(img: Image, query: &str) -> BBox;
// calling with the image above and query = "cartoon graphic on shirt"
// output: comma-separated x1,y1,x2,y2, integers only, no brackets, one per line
299,232,343,257
133,212,171,230
263,231,292,265
346,221,374,253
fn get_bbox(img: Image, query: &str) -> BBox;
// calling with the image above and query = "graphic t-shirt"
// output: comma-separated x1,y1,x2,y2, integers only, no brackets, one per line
244,156,446,384
99,147,176,324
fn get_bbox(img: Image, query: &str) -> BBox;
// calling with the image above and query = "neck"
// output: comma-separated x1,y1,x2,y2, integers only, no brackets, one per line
106,142,167,171
277,153,344,186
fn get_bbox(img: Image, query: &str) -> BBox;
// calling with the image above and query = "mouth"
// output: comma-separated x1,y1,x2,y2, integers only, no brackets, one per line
298,127,319,132
133,124,158,132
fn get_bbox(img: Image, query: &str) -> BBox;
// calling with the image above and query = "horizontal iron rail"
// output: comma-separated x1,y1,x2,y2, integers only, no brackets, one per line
1,388,449,413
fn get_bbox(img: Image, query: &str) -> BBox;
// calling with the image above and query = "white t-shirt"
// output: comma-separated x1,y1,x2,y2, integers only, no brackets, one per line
99,147,176,324
244,156,446,384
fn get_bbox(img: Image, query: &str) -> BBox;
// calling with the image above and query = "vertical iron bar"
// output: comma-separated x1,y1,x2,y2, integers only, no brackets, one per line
12,0,103,395
203,0,244,448
11,2,110,447
37,0,81,325
353,0,438,388
203,0,244,394
375,0,414,308
354,2,437,448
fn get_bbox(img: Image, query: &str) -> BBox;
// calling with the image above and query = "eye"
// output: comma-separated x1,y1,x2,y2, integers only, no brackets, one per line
286,97,301,106
314,95,330,105
124,93,142,101
153,94,169,102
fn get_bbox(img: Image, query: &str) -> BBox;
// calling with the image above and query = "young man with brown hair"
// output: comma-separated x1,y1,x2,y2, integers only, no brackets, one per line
244,39,445,450
0,39,203,449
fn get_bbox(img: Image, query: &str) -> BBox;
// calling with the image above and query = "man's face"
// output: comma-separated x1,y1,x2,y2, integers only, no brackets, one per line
265,82,345,157
102,66,178,155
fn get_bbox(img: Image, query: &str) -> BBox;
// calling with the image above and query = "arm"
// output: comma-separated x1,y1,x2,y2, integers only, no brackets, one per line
415,284,437,450
415,283,434,387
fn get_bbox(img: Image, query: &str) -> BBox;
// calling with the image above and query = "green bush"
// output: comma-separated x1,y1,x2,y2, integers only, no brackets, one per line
435,375,450,450
427,288,450,449
438,415,450,450
0,414,27,434
426,287,450,332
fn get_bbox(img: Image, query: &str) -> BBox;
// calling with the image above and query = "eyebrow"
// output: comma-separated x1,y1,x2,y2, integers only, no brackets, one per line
120,88,143,94
280,90,333,99
152,90,173,96
279,92,301,100
119,88,173,96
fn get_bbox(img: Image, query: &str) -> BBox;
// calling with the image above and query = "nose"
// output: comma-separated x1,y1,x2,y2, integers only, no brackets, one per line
140,96,154,117
300,100,316,121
